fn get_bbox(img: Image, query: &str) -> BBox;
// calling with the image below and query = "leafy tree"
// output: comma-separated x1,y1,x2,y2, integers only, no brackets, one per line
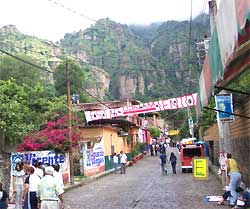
53,60,89,102
0,55,41,87
148,127,161,138
0,80,39,146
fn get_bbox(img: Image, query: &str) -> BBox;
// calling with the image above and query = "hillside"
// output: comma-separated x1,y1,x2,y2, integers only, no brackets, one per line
0,15,210,102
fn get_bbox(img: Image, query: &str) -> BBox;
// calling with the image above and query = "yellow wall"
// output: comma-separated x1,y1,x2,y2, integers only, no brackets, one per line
102,126,131,155
79,126,131,155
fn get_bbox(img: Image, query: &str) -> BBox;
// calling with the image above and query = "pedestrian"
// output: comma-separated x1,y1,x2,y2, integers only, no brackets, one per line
169,152,177,174
217,183,231,205
159,151,168,175
152,144,156,156
226,153,242,207
33,160,44,179
155,143,159,156
23,166,40,209
0,182,9,209
37,166,64,209
150,144,154,156
176,142,181,152
53,164,64,208
112,153,119,174
12,162,25,209
235,186,250,208
120,151,127,174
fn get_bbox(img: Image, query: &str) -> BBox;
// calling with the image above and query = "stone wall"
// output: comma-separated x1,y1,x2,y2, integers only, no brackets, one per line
204,98,250,186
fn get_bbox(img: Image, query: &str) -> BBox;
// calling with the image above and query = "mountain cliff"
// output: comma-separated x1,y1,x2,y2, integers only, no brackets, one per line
0,14,209,101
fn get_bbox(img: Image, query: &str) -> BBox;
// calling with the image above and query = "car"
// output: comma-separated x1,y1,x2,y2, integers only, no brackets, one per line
180,144,205,173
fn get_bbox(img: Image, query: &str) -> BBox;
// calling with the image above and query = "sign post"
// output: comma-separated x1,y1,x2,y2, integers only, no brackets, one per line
193,157,208,180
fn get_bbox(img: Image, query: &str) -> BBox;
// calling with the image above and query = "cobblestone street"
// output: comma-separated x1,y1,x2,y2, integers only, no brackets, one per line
64,148,222,209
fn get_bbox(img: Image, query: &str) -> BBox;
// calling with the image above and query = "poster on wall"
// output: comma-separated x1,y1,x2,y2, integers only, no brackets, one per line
10,150,70,183
84,139,105,176
215,94,234,121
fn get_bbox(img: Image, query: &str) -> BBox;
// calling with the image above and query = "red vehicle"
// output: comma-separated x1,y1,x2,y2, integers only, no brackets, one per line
180,144,205,173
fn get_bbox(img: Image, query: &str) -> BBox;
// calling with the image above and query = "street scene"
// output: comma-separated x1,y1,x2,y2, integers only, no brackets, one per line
0,0,250,209
64,148,222,209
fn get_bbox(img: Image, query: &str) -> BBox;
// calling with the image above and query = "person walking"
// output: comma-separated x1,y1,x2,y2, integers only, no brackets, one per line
120,151,127,174
53,164,64,208
0,182,9,209
169,152,177,174
12,162,25,209
159,151,168,175
149,144,154,156
113,153,119,174
37,166,64,209
155,143,159,156
23,166,40,209
226,153,241,207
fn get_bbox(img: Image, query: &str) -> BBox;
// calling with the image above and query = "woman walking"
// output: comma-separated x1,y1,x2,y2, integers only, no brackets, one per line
12,163,25,209
169,152,177,174
226,153,241,207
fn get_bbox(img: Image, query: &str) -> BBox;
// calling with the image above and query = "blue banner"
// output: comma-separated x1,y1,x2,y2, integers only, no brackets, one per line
215,94,234,121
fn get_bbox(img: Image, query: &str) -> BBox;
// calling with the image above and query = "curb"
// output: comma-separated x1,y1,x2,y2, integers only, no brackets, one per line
209,164,222,184
64,169,115,192
64,154,148,192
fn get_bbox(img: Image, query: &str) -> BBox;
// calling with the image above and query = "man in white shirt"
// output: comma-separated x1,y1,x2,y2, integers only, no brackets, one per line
113,153,119,174
120,151,127,174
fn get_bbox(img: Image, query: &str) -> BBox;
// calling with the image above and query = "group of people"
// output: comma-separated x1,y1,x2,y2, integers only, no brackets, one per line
159,151,177,175
149,142,168,157
218,153,250,208
2,160,65,209
112,151,128,174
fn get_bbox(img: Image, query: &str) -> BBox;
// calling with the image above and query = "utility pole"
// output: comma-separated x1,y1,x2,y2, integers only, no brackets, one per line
216,90,232,186
66,62,74,185
187,108,194,138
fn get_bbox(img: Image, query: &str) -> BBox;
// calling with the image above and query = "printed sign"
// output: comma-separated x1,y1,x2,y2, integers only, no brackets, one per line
11,150,70,183
215,94,234,121
169,130,180,136
85,93,197,122
84,139,105,176
193,157,208,180
219,152,227,171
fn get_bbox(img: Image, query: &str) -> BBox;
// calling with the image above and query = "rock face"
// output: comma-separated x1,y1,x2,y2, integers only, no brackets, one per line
86,67,110,99
0,24,19,33
119,75,137,99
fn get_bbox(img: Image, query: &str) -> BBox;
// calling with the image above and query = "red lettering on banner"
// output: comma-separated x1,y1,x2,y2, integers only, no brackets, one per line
162,99,170,110
85,93,198,122
169,98,178,109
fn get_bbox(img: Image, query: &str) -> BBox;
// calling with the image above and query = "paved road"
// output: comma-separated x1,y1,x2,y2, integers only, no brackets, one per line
64,148,222,209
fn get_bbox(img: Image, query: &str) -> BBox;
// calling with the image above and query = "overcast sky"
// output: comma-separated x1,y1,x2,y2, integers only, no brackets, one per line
0,0,209,42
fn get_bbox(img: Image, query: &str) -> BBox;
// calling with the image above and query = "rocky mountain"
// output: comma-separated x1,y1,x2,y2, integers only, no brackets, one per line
0,14,209,101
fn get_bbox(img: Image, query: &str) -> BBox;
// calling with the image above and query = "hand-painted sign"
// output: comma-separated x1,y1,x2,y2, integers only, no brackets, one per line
193,157,208,180
85,93,197,122
10,150,70,191
84,139,105,176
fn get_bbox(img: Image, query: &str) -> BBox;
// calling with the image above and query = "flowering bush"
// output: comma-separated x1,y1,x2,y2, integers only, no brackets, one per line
17,116,81,153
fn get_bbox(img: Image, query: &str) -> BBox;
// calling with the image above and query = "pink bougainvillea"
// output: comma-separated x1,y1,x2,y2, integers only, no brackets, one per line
17,116,81,153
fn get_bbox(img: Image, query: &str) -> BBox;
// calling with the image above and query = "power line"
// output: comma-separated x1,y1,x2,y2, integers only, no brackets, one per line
47,0,99,24
0,47,112,108
0,48,53,73
0,41,61,59
81,87,110,109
